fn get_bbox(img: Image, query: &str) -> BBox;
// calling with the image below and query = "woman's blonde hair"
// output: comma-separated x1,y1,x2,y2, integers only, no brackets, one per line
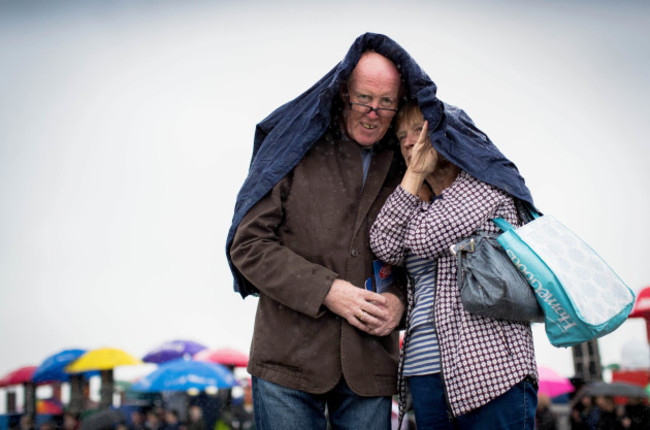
395,100,423,131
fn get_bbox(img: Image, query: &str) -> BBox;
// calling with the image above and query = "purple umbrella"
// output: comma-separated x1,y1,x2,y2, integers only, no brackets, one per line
142,340,207,364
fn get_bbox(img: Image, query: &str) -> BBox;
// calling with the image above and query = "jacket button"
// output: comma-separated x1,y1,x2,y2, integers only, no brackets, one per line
351,249,359,257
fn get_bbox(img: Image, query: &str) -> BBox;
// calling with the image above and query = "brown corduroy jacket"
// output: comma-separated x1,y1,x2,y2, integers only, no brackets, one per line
230,131,405,396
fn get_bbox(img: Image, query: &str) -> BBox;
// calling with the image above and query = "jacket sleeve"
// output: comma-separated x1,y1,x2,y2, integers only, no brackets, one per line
369,185,421,267
405,173,509,260
229,175,338,319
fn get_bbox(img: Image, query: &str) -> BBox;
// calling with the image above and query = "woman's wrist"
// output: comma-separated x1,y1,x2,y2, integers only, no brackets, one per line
401,169,426,196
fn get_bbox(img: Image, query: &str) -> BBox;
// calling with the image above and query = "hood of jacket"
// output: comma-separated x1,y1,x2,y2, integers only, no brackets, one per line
226,32,535,297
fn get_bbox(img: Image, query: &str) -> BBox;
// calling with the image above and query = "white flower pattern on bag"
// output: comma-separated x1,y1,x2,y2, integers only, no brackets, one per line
517,215,634,325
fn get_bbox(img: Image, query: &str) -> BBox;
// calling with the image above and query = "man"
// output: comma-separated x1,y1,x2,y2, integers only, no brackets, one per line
229,46,407,428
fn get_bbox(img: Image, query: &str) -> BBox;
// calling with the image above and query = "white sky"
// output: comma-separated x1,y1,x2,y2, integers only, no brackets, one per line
1,0,649,405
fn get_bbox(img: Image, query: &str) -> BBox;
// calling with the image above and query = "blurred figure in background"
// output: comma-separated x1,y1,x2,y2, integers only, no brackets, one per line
187,406,205,430
145,410,162,430
18,415,34,430
594,395,623,430
162,410,181,430
129,410,146,430
37,422,55,430
571,396,599,430
63,413,80,430
620,397,650,430
536,394,557,430
230,384,255,430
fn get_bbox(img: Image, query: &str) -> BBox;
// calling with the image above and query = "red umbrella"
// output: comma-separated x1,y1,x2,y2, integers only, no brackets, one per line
194,348,249,368
0,365,37,387
538,365,574,398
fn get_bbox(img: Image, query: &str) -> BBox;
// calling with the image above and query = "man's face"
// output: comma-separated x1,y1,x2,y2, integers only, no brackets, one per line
342,53,400,147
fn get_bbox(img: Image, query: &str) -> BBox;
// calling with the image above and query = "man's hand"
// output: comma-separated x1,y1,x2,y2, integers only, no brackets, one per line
323,279,403,336
367,292,404,337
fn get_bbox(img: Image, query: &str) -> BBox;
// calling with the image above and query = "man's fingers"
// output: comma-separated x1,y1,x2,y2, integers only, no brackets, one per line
324,279,395,334
363,300,390,321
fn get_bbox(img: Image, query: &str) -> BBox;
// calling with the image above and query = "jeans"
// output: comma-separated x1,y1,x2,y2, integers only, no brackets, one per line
252,376,391,430
407,373,537,429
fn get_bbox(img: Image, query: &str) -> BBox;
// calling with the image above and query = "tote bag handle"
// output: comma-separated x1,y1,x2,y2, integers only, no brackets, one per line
493,208,541,232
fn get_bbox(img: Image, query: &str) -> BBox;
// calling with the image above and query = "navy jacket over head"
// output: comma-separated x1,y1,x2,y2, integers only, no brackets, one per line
226,32,535,298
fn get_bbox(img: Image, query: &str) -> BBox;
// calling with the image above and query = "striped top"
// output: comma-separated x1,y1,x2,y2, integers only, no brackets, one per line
402,252,440,376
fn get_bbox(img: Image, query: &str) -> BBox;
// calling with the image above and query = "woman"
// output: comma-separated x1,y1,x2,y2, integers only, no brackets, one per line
370,101,538,429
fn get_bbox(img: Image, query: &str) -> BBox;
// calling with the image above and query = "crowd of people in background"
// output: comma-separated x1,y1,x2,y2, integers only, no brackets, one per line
568,394,650,430
121,405,215,430
9,387,255,430
533,392,650,430
9,391,650,430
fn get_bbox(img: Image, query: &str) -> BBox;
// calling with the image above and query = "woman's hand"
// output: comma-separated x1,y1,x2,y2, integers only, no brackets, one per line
400,121,436,196
407,121,437,175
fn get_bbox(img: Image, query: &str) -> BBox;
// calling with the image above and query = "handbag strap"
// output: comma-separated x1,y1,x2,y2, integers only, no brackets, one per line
492,207,541,232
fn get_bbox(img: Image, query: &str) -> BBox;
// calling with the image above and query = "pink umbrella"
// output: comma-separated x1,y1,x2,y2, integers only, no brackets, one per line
538,365,574,397
194,347,249,368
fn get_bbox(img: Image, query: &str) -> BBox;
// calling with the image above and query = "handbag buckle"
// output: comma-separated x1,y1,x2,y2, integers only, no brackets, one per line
450,238,475,256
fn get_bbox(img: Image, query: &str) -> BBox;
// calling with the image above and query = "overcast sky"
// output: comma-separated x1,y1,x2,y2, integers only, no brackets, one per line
1,0,649,407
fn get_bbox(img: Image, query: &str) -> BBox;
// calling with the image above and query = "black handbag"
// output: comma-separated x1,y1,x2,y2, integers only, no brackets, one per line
451,232,544,322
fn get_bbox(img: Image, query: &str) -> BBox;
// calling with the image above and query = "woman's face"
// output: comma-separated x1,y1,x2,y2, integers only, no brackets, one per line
396,110,426,166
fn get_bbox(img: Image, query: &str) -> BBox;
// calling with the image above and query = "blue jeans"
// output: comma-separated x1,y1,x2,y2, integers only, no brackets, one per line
408,373,537,429
252,376,391,430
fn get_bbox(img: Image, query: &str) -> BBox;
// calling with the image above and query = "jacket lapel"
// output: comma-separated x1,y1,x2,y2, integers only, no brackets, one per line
354,148,394,234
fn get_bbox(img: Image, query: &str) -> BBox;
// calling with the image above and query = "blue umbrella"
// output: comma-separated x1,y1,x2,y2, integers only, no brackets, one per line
33,349,98,383
130,358,237,392
142,340,208,364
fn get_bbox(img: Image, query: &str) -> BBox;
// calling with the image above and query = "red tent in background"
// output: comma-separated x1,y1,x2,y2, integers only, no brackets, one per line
612,370,650,390
628,286,650,343
614,286,650,392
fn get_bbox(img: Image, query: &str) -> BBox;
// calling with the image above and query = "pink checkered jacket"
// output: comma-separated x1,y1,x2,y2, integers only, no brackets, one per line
370,170,538,417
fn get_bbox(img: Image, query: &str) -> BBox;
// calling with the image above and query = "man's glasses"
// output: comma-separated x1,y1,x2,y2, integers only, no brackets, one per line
347,101,398,118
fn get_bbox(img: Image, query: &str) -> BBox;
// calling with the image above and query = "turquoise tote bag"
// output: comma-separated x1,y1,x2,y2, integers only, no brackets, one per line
493,212,635,347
